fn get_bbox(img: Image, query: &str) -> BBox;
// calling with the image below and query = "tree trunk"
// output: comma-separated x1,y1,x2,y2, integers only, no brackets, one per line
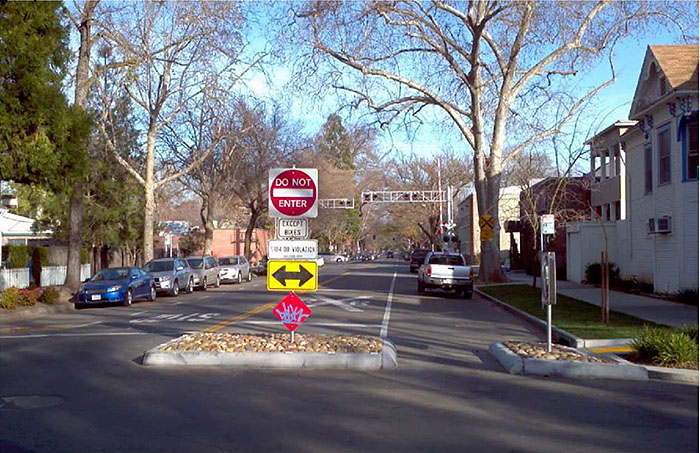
63,3,96,293
100,244,109,270
244,208,260,258
478,173,506,283
143,183,155,264
203,196,215,255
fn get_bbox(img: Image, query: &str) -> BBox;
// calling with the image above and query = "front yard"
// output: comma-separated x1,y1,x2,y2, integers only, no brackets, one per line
479,284,668,339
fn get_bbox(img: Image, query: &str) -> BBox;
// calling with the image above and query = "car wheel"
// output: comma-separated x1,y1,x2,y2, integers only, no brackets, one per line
123,289,133,307
247,271,252,282
216,275,221,288
75,302,84,310
463,289,473,299
187,278,194,294
149,286,157,301
171,281,179,297
202,278,207,291
236,272,242,284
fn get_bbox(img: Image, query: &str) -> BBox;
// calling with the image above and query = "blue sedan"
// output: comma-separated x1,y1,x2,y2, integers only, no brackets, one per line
76,267,156,307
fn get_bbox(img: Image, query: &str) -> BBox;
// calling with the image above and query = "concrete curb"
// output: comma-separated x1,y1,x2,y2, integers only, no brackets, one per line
488,342,649,381
608,355,698,385
143,337,398,370
476,288,633,349
1,302,75,320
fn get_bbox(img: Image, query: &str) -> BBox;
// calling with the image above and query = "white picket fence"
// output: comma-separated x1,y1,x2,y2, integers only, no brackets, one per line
0,264,91,290
0,268,30,291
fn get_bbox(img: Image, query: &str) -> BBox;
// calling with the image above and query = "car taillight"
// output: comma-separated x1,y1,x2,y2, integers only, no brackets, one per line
427,266,432,276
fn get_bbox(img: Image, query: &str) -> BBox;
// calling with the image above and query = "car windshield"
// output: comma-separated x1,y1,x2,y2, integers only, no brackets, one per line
428,255,465,266
144,261,174,272
412,250,429,259
187,258,204,269
92,268,129,281
218,258,235,265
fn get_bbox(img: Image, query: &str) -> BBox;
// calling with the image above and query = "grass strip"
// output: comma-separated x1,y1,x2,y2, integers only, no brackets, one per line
480,284,671,339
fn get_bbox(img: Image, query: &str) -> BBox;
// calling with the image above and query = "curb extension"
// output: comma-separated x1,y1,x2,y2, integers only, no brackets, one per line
488,342,648,381
143,337,398,370
475,288,632,349
1,302,75,320
607,355,699,385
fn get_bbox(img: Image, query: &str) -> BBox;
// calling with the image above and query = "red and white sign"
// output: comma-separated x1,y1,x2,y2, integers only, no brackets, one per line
269,168,318,218
272,292,312,332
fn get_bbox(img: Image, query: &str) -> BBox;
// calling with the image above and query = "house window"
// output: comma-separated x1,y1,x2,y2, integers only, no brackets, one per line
687,120,698,180
615,201,621,221
644,144,653,193
657,126,671,185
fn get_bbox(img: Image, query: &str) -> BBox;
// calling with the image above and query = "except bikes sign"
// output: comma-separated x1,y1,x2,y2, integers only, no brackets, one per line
268,168,318,218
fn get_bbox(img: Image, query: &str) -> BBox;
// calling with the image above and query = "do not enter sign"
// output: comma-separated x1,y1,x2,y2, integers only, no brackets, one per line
269,168,318,218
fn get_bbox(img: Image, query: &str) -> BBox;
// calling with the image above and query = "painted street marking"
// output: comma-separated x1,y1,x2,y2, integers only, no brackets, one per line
203,302,277,333
236,320,382,328
307,295,368,312
380,271,397,339
129,313,219,324
130,311,147,317
590,346,634,354
1,330,199,340
0,321,102,334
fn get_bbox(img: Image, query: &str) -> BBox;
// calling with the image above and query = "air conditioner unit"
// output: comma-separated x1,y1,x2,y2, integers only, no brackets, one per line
647,216,672,234
656,216,672,234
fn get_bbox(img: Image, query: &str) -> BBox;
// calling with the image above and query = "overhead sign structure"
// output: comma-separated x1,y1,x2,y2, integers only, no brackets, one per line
272,292,312,333
268,240,318,260
269,168,318,218
267,261,318,291
276,218,308,239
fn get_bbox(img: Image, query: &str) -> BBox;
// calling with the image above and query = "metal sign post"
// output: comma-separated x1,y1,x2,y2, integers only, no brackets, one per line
539,214,556,352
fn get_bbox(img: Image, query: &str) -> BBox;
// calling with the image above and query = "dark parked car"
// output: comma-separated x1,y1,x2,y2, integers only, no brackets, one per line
77,267,155,307
409,249,431,273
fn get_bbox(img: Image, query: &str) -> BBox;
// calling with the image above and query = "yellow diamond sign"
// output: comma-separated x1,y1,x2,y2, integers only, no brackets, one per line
267,260,318,292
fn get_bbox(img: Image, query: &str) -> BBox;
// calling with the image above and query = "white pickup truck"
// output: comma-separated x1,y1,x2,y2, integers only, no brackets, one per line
417,252,473,298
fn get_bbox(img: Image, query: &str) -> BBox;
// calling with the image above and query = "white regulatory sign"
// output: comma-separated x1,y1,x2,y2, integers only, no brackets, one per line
268,240,318,260
277,218,308,239
540,214,555,235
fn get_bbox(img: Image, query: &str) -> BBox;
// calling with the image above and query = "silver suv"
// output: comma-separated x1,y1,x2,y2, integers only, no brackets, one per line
218,255,251,284
143,258,194,296
186,255,220,290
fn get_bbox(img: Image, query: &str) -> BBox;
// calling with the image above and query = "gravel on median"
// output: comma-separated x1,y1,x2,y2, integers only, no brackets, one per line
504,341,612,364
160,332,384,354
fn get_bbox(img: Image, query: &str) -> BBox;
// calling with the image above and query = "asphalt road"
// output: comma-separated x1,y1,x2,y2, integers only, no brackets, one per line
1,260,697,453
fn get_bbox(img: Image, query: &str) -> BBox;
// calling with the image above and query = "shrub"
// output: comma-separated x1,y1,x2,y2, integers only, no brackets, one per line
1,288,21,309
8,245,27,269
680,324,699,343
584,261,619,285
633,325,699,368
39,287,61,305
18,288,39,306
675,288,699,306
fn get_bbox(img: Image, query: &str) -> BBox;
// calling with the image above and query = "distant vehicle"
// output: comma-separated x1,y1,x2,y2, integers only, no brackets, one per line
409,249,430,273
77,267,155,307
417,252,473,298
314,256,325,267
251,256,268,276
144,258,194,296
401,252,410,261
218,255,251,284
186,255,221,290
319,251,347,263
386,251,394,258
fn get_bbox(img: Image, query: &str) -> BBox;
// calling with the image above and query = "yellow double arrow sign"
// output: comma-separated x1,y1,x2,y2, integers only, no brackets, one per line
267,260,318,291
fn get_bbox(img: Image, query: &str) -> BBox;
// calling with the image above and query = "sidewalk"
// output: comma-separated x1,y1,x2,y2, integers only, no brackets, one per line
504,271,698,329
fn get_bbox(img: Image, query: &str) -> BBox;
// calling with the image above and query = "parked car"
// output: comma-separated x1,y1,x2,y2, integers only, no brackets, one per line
218,255,252,284
314,256,325,267
386,251,395,259
251,256,268,276
401,252,410,261
417,252,473,298
319,251,347,263
186,255,221,289
409,249,430,273
143,258,194,296
77,267,155,307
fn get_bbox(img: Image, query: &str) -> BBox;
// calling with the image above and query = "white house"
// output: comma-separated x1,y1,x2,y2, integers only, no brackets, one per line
567,44,698,293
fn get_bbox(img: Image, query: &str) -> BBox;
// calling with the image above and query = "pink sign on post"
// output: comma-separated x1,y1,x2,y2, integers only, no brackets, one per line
272,292,312,332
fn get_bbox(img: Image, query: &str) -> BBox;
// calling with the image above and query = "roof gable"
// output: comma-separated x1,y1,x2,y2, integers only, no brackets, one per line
629,44,699,119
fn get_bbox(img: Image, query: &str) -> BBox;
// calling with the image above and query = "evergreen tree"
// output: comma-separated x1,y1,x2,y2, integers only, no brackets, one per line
0,2,90,189
317,114,354,170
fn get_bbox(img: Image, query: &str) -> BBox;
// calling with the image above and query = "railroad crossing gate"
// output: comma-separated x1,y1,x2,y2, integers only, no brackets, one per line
267,260,318,292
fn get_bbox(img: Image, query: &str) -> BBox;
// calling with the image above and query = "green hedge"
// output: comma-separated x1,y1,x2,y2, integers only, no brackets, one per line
7,245,27,268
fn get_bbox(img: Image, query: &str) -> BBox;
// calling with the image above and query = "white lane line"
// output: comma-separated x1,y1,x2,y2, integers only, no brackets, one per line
235,320,382,328
130,311,147,317
380,271,397,339
2,330,200,340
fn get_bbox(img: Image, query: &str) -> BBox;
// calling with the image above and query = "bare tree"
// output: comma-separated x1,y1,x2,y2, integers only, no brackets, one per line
291,1,696,282
96,2,245,262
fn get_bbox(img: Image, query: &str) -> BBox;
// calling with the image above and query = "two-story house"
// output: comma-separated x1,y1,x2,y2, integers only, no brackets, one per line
566,44,698,293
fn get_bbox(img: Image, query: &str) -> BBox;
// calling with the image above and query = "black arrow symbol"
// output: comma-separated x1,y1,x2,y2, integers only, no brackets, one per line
272,265,313,287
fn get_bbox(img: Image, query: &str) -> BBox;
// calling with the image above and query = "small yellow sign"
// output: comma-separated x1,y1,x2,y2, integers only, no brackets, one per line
267,260,318,291
480,228,494,242
479,215,496,230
